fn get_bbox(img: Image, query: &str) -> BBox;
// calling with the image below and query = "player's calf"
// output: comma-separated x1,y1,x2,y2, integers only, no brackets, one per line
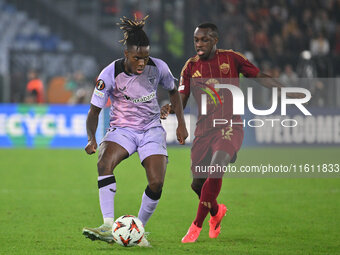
138,185,162,226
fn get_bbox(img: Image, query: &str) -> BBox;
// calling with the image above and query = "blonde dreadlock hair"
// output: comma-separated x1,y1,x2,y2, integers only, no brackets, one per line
117,15,150,48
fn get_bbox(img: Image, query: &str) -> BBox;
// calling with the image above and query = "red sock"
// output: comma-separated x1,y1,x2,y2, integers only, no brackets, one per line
193,178,222,227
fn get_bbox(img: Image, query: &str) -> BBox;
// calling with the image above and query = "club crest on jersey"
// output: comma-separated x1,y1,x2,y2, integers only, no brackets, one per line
219,63,230,74
96,79,105,90
148,76,156,85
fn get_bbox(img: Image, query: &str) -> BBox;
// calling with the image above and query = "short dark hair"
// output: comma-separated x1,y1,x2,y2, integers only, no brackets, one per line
117,15,150,49
197,23,219,38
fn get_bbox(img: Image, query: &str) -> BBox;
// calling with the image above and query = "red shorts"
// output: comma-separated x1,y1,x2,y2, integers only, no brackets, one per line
191,126,244,177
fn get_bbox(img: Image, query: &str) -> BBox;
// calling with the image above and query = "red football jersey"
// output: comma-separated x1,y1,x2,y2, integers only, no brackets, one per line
179,49,260,136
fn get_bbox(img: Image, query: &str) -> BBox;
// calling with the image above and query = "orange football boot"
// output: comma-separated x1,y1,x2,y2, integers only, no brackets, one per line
181,222,202,243
209,204,227,238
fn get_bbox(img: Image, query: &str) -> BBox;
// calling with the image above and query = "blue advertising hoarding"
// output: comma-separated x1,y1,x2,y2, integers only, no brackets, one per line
0,104,339,148
243,108,340,147
0,104,99,148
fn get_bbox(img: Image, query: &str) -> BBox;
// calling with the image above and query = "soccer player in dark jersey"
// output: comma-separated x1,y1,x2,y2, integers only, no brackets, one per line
82,16,188,247
161,23,301,243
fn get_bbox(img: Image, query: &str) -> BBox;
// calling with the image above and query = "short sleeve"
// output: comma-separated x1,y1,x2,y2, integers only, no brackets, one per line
90,62,115,108
232,52,260,78
152,58,176,91
178,59,192,96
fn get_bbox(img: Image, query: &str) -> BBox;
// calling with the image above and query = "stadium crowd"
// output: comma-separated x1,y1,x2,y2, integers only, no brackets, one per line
197,0,339,77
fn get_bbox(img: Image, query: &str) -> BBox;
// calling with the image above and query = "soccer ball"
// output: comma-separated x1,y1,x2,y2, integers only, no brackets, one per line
112,215,145,247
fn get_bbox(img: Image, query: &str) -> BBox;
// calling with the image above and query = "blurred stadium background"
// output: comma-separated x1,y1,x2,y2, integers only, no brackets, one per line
0,0,340,147
0,1,339,254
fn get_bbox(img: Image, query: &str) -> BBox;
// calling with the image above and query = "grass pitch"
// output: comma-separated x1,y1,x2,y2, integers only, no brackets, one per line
0,147,339,255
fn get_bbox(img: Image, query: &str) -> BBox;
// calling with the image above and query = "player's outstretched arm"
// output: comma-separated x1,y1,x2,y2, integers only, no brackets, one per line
85,104,102,154
168,88,188,145
256,72,284,90
256,72,305,99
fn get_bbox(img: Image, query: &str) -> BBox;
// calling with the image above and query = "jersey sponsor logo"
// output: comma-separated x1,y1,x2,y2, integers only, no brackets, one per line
220,63,230,74
94,89,104,98
200,85,223,108
124,92,156,104
198,79,224,108
206,79,220,92
96,79,105,90
192,70,202,78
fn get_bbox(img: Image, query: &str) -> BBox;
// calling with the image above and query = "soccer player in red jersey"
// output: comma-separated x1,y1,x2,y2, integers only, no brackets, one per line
161,23,301,243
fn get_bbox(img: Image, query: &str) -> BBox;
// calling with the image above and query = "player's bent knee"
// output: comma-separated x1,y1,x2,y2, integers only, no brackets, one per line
97,159,113,176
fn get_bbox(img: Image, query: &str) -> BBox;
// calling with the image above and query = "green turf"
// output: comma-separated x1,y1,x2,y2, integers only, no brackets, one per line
0,147,339,255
